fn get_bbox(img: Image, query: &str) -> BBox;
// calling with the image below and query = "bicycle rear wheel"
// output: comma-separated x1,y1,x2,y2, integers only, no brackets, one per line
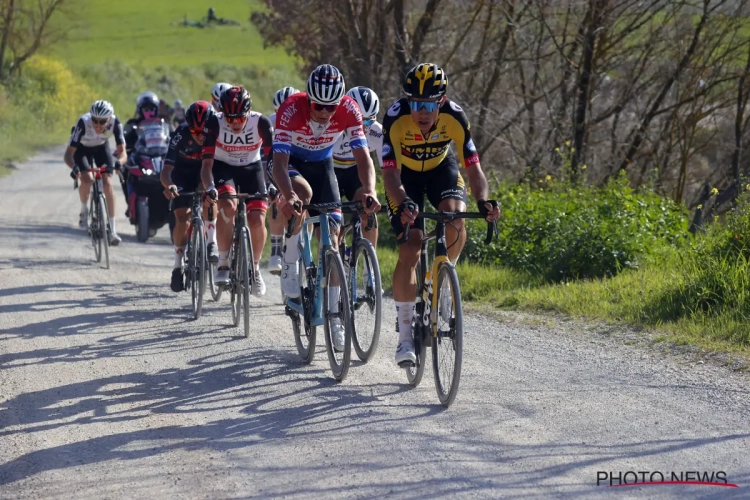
323,249,352,382
432,261,463,407
209,260,222,301
98,193,110,270
350,239,381,362
292,259,316,363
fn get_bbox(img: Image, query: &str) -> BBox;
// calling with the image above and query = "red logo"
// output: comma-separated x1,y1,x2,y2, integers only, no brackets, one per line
383,159,397,169
298,135,334,146
414,134,423,141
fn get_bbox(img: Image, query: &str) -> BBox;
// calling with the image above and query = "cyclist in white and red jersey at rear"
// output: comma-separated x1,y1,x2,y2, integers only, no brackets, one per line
266,85,300,276
201,86,274,296
161,101,215,292
210,82,232,112
64,99,127,246
270,64,381,350
332,86,383,249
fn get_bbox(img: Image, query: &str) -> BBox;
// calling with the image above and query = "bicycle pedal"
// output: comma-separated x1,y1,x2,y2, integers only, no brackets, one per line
398,360,416,368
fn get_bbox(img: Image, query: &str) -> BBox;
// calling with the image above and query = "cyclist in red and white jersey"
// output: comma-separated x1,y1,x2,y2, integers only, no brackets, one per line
201,86,274,296
267,86,300,276
271,64,381,350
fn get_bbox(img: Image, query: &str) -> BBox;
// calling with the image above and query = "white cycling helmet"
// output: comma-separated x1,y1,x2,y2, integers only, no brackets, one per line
211,82,232,110
90,100,114,119
272,86,300,111
306,65,345,105
346,87,379,119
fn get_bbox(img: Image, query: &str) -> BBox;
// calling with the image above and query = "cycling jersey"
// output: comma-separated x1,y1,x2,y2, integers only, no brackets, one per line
381,98,479,172
332,121,384,168
69,113,125,149
268,112,276,128
272,93,367,162
165,124,203,170
202,111,273,167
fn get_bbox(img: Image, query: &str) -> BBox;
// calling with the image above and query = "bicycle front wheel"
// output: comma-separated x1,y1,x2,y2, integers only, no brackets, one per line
406,259,426,386
209,260,223,301
323,249,352,382
98,193,110,270
350,239,381,362
432,261,464,407
293,258,316,363
241,226,253,338
89,195,102,263
190,219,206,320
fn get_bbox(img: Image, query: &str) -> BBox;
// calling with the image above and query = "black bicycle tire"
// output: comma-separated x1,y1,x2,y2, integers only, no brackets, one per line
241,227,252,338
99,193,110,270
89,193,101,263
230,233,240,328
293,258,316,363
432,261,463,407
323,249,352,382
406,259,427,387
351,239,382,362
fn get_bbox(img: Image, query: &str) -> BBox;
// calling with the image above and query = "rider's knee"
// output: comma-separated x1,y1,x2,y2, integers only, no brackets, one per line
174,209,190,225
246,209,266,227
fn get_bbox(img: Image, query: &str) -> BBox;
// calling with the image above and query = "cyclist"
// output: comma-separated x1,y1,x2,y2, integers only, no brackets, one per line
210,82,232,112
161,101,215,292
124,92,160,155
271,64,381,351
267,86,300,275
64,100,127,246
382,63,499,366
332,86,383,248
172,99,187,128
201,86,273,297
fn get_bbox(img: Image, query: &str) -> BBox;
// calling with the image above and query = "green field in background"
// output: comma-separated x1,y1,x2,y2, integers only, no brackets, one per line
48,0,294,68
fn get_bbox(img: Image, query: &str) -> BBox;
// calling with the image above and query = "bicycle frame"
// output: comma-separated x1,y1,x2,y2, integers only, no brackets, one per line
285,212,335,327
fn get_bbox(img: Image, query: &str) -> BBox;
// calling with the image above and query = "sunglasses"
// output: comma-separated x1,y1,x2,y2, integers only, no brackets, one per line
189,127,204,136
224,115,247,124
408,100,441,112
310,101,338,112
92,117,109,125
363,119,375,127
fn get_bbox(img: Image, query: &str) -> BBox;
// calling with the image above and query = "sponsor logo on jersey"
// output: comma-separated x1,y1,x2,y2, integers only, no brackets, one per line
279,103,296,127
382,144,392,156
466,139,476,152
387,102,401,116
368,129,383,139
449,101,463,112
219,142,262,153
170,133,182,147
275,132,292,143
343,98,363,121
465,154,480,167
382,159,397,169
297,135,335,146
414,134,423,141
222,132,256,145
432,133,439,140
351,127,365,138
402,144,446,160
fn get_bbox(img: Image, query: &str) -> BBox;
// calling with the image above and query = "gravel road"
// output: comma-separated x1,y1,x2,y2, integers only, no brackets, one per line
1,148,749,499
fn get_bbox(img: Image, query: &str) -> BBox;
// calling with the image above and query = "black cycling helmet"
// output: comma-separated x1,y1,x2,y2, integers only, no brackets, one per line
403,63,448,99
137,92,159,112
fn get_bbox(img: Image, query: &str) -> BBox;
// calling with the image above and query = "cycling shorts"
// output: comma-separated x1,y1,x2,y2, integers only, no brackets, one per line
213,160,268,211
74,142,115,173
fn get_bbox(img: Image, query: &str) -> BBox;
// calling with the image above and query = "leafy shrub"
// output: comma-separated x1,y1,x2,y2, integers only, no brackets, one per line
464,173,689,282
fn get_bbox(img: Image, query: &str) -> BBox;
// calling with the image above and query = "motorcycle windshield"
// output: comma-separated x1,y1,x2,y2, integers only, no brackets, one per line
136,121,170,156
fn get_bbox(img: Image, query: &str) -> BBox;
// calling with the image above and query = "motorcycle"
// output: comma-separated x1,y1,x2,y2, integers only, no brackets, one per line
123,118,172,242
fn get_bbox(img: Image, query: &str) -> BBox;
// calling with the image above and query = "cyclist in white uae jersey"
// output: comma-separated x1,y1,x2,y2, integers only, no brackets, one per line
266,86,300,276
332,86,383,249
201,86,274,296
270,65,381,351
64,100,127,245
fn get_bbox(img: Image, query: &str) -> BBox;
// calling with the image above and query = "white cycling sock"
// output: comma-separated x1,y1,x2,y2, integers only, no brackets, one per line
206,220,217,243
328,286,340,313
109,217,116,233
395,301,416,343
174,246,185,268
81,201,88,212
283,232,301,264
218,251,229,268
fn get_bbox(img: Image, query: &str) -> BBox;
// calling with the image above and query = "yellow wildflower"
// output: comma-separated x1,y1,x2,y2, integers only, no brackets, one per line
697,204,703,210
545,175,552,182
581,164,587,170
565,141,571,147
710,187,718,195
555,147,560,152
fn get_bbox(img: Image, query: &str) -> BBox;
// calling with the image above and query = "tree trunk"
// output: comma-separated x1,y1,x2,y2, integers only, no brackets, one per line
0,0,15,79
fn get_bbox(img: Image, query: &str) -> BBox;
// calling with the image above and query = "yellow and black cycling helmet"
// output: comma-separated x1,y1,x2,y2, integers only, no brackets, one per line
403,63,448,99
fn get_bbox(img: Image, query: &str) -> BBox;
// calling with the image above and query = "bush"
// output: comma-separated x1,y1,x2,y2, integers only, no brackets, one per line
464,172,690,282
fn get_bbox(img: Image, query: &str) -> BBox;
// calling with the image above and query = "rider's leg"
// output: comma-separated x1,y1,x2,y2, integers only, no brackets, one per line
437,198,467,263
247,208,267,272
268,202,286,272
280,175,312,298
101,173,118,231
170,205,191,292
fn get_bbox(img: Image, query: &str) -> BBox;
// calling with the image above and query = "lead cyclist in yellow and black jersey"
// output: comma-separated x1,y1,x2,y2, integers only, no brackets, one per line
382,62,500,366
